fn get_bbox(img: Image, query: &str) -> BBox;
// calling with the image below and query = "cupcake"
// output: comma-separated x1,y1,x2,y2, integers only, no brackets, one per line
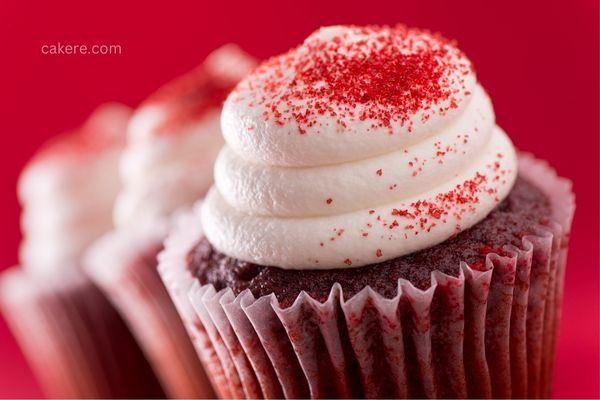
0,268,163,399
0,104,164,398
18,103,129,273
159,25,575,399
84,45,257,398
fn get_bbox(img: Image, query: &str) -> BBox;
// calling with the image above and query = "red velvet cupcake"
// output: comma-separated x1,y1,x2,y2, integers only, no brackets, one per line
17,103,130,273
84,44,257,398
159,25,575,398
0,104,165,398
0,268,164,399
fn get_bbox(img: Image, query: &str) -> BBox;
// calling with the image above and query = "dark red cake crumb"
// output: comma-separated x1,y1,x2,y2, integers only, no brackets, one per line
188,177,551,308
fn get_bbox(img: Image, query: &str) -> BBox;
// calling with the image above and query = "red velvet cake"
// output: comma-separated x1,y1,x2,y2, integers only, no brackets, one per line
85,44,257,398
159,25,575,399
1,104,165,398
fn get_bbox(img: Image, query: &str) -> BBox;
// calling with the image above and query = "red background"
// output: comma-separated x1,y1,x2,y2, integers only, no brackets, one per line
0,0,598,398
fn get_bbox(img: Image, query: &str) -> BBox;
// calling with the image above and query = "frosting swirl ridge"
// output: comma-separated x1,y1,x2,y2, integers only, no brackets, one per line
203,25,518,269
114,45,256,228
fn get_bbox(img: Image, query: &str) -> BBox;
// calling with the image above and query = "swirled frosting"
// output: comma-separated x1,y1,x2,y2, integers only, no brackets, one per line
202,25,518,269
18,103,131,273
114,45,257,228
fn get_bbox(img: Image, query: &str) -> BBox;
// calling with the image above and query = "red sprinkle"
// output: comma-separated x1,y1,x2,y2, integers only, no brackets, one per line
326,198,333,204
150,64,245,136
392,208,415,218
383,171,496,237
236,25,472,133
376,249,383,257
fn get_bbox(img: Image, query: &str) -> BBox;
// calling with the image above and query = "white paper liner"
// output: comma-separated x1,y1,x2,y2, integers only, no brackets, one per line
159,153,574,399
159,209,238,399
0,267,164,398
84,222,214,399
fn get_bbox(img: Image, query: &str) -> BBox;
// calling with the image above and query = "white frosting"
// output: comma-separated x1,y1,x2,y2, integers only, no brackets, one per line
18,103,130,274
221,26,476,167
114,111,223,227
202,26,518,269
216,85,494,217
113,45,256,228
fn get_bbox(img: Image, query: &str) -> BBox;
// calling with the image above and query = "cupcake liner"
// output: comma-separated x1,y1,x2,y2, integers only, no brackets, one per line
519,153,574,399
84,223,214,399
159,209,237,399
0,267,164,399
159,153,574,399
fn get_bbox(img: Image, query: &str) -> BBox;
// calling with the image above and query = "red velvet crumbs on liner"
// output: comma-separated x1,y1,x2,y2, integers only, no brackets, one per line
470,260,485,271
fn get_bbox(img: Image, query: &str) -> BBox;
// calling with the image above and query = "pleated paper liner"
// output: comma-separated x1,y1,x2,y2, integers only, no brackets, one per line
0,267,164,399
84,223,215,399
159,208,236,399
159,153,574,399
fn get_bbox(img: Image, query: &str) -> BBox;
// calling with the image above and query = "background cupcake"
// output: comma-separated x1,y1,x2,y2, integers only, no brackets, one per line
18,103,129,273
160,25,575,399
0,104,164,398
84,44,257,398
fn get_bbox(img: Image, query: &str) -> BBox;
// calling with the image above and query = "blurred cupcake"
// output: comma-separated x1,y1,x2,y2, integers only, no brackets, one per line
0,104,165,398
84,45,257,398
159,26,575,398
0,268,163,399
18,103,129,273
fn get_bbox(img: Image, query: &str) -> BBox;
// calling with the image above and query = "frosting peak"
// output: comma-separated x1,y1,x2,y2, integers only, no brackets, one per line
222,25,475,167
114,45,257,228
204,25,518,269
19,103,131,274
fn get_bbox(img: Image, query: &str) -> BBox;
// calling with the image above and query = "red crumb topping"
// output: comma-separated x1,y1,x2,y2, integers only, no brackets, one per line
342,165,509,243
146,68,238,135
145,46,258,136
235,25,473,134
32,130,117,163
387,172,488,225
29,108,129,164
